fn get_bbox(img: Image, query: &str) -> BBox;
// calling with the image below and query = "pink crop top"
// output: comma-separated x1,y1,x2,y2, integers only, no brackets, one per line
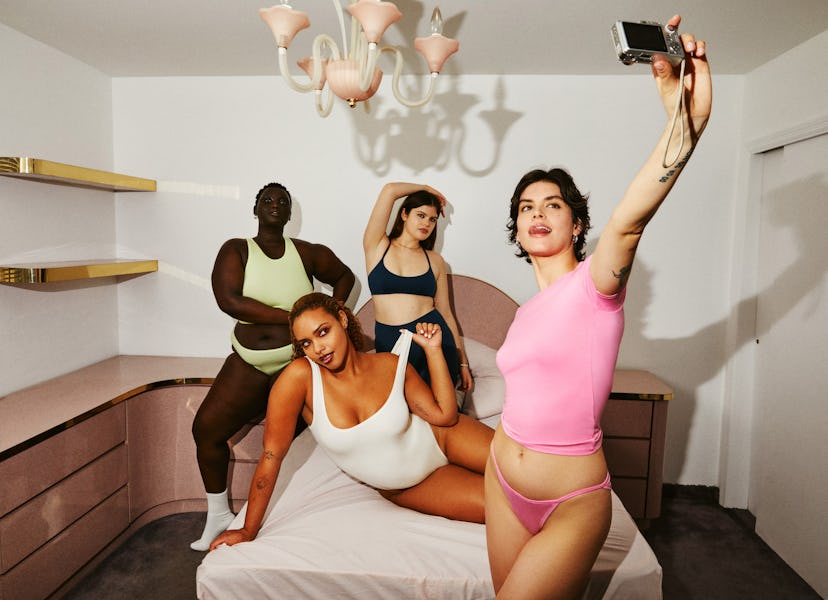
496,256,625,455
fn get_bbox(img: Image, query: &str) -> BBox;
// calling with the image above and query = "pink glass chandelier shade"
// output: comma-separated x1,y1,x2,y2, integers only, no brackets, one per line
259,5,310,48
414,34,459,74
326,60,383,105
346,0,402,44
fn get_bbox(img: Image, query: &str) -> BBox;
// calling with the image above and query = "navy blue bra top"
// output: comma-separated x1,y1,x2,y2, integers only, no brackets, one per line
367,244,437,298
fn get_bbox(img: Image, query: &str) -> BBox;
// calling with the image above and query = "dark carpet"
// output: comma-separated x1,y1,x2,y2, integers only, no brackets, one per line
62,485,821,599
641,485,821,600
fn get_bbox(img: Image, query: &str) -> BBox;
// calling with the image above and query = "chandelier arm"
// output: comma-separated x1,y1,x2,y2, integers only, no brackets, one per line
332,0,349,51
357,39,381,92
348,5,359,59
278,34,341,94
278,48,316,93
314,89,335,118
381,46,438,109
312,32,342,61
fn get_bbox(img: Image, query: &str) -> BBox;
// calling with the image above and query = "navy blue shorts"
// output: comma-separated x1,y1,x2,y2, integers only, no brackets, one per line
374,309,459,386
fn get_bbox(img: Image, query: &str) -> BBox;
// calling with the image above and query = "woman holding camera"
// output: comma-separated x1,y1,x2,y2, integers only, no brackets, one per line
485,15,711,598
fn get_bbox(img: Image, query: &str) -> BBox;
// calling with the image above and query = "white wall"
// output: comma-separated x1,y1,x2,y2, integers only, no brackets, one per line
0,24,117,397
721,29,828,596
112,72,742,486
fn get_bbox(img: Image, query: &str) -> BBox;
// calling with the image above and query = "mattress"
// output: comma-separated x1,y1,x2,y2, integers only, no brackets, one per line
196,429,662,599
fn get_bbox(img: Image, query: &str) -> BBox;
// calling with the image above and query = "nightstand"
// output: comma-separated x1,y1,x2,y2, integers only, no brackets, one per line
602,370,672,523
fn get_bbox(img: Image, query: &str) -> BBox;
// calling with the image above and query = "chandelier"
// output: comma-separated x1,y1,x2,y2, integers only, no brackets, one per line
259,0,459,117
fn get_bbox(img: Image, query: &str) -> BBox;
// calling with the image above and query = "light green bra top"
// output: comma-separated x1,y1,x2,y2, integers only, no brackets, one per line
239,238,312,323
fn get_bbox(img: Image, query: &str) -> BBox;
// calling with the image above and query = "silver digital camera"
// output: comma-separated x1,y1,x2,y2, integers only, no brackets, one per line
611,21,684,66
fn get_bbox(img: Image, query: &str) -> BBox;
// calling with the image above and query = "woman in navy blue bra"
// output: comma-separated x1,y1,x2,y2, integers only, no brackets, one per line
363,182,472,392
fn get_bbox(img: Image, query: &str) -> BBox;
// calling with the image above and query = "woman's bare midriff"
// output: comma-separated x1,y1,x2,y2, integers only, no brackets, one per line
233,322,292,350
373,293,436,326
491,424,609,500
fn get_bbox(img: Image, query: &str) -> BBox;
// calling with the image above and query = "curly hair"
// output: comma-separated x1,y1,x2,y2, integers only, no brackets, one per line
288,292,364,359
387,190,442,251
506,168,591,263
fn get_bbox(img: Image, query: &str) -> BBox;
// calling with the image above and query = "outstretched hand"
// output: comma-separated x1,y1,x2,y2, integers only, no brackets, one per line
652,15,712,135
410,322,444,349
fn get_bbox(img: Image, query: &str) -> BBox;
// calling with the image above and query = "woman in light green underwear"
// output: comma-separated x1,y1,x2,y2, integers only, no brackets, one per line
190,182,354,551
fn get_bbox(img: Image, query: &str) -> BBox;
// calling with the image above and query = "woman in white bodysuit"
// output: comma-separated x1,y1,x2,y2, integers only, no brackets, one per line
209,292,494,551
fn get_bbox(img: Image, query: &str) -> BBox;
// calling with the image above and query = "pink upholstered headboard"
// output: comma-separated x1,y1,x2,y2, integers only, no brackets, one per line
354,274,519,350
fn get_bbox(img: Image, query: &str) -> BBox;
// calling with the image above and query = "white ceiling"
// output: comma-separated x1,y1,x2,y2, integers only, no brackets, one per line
1,0,827,77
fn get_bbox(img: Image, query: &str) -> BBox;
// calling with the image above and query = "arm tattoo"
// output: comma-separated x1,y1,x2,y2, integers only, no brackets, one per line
659,148,695,184
612,265,632,283
255,476,270,491
264,450,274,460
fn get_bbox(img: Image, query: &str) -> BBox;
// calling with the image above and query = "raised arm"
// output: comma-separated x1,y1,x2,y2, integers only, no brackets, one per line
591,15,712,296
208,363,309,550
212,238,290,325
403,324,459,426
363,182,446,269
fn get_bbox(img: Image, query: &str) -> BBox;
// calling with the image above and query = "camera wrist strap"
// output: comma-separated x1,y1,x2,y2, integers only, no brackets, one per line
662,58,687,168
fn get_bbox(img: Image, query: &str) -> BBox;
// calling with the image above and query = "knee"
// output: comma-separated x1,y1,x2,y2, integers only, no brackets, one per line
192,412,227,448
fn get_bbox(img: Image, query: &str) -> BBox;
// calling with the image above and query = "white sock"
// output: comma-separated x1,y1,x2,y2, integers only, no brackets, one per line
190,489,235,551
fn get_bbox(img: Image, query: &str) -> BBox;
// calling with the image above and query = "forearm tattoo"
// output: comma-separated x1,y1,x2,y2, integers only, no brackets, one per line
264,450,274,460
659,148,695,184
255,476,270,491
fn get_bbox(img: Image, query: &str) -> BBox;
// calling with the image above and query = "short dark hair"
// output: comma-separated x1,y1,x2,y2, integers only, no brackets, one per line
388,190,442,251
506,168,591,262
288,292,364,359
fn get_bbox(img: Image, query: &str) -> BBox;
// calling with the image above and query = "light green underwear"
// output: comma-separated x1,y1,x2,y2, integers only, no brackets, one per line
231,330,293,376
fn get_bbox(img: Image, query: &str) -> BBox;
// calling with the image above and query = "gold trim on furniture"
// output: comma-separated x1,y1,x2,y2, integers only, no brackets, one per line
0,157,156,192
0,377,215,463
1,259,158,284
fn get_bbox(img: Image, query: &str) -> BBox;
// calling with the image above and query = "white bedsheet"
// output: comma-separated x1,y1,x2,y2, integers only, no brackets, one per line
196,429,662,600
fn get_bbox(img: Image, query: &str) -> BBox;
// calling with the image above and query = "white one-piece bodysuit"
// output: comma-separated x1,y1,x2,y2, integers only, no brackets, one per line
307,330,449,490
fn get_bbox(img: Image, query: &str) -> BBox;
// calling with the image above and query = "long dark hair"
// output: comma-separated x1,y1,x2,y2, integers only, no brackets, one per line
288,293,364,359
506,168,591,263
387,190,442,251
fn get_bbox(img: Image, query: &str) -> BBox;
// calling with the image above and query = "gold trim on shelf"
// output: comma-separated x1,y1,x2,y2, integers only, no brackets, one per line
1,259,158,284
0,157,156,191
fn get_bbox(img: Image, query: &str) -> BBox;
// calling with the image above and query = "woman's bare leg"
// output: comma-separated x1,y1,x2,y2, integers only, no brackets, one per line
380,416,494,522
381,463,485,523
494,488,612,600
192,352,274,492
485,452,532,593
435,414,495,473
190,352,275,549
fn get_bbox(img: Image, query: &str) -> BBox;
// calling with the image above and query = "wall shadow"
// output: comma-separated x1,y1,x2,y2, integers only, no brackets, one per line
618,172,827,479
347,76,522,177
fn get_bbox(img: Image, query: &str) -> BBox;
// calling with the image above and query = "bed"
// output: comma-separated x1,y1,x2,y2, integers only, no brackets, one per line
196,275,663,599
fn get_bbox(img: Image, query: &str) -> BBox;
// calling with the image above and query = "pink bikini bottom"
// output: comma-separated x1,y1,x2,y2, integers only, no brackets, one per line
490,447,612,535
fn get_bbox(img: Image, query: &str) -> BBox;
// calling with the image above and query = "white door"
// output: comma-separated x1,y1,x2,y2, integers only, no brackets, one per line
752,132,828,597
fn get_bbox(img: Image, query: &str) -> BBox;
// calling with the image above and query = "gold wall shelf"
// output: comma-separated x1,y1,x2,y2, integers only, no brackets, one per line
0,157,156,192
1,259,158,284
